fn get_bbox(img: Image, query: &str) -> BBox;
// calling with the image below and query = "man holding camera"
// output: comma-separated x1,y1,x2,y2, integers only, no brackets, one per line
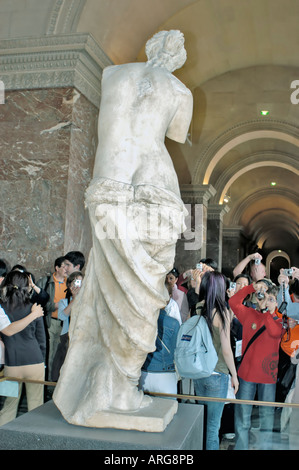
229,280,283,450
277,267,299,320
233,252,266,282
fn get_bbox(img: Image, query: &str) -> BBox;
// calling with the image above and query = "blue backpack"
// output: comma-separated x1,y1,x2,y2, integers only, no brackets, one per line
174,313,218,379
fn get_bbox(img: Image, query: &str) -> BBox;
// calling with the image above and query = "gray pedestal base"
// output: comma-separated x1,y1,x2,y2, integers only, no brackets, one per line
0,400,204,450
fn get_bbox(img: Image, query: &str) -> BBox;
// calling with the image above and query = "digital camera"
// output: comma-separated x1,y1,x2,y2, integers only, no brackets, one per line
256,291,265,300
284,268,293,277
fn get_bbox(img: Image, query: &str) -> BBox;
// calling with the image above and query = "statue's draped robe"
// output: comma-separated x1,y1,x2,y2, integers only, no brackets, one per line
53,177,186,425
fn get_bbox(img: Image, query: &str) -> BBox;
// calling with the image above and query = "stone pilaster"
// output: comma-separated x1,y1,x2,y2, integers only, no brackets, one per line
222,226,243,278
206,204,230,271
174,184,216,273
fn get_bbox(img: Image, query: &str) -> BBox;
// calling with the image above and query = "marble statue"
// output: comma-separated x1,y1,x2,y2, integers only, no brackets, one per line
53,30,193,431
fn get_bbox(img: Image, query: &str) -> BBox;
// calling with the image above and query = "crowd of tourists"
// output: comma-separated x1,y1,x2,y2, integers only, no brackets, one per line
0,250,299,451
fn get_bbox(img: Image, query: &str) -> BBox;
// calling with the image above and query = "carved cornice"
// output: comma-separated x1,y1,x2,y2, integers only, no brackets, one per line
223,226,243,238
0,33,113,107
180,184,216,205
207,204,230,221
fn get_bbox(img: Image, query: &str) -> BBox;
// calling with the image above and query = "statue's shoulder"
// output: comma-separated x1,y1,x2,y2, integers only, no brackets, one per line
169,74,192,97
103,63,145,79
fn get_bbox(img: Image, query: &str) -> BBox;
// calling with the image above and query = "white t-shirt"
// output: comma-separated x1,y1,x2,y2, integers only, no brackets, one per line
164,298,182,325
0,306,10,365
0,305,10,331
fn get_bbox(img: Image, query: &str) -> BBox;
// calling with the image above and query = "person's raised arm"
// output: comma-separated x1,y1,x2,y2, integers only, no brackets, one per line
233,253,262,278
1,303,44,337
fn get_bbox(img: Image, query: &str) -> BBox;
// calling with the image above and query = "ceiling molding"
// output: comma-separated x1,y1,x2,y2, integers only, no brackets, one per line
227,188,299,226
46,0,87,35
0,33,113,107
210,150,299,204
193,120,299,185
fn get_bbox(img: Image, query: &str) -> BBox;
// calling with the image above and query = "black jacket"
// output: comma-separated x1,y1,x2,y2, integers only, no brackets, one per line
1,301,46,367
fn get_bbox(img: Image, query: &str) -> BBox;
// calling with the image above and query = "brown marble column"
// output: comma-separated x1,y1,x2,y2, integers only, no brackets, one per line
0,87,98,278
0,33,112,278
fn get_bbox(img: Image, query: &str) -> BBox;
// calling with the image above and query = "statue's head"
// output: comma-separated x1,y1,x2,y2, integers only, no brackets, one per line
145,30,187,72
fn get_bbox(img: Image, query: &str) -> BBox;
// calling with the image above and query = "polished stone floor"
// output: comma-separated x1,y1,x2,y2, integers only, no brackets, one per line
220,405,293,450
1,388,297,450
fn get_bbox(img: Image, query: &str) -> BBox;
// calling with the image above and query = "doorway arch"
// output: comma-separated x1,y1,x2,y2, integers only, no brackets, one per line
266,250,290,283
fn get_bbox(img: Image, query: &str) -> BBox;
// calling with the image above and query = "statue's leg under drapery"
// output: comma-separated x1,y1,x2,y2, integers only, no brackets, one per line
53,179,186,427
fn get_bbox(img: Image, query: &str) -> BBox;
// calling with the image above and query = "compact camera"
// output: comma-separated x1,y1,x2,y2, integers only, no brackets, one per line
74,279,82,287
284,268,293,277
229,282,236,290
256,291,265,300
196,263,203,271
255,258,261,265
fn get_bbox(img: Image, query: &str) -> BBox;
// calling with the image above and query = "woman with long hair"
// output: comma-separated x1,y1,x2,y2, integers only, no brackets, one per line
194,271,239,450
0,270,46,425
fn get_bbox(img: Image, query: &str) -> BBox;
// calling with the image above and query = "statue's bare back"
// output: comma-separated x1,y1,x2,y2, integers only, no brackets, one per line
93,62,193,198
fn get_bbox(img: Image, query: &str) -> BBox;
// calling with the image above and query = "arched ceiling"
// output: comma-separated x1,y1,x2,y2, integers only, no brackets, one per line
1,0,298,259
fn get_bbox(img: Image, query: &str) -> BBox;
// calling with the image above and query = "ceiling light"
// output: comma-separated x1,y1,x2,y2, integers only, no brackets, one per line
271,182,277,186
260,110,269,116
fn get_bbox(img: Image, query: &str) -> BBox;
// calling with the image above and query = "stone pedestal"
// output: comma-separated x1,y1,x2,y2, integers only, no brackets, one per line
61,398,178,433
0,400,204,450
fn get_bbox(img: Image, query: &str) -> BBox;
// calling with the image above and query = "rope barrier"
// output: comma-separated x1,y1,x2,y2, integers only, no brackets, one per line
1,375,299,409
147,391,299,408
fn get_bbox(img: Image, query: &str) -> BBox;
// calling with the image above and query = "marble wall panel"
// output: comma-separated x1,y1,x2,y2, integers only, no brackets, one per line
0,87,98,278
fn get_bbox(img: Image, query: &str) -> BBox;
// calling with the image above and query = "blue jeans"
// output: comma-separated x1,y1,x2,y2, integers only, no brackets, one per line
194,372,229,450
234,377,276,450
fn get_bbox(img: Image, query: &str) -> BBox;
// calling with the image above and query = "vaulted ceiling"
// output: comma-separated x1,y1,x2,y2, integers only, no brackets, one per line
1,0,298,261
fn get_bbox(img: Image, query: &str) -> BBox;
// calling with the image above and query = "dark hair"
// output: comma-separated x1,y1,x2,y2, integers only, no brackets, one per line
0,271,31,309
64,251,85,270
55,256,65,269
199,271,228,336
267,285,279,298
65,271,83,302
234,273,252,284
256,278,273,289
167,267,179,278
0,259,8,278
200,258,218,270
11,264,27,273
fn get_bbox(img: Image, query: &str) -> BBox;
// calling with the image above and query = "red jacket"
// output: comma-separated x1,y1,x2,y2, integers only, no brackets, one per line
229,284,283,384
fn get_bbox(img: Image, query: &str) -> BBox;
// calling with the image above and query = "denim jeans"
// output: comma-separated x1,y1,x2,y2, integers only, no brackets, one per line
234,377,276,450
194,372,229,450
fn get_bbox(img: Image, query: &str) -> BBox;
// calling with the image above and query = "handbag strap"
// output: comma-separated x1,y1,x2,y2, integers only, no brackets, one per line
239,325,266,366
157,335,170,354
